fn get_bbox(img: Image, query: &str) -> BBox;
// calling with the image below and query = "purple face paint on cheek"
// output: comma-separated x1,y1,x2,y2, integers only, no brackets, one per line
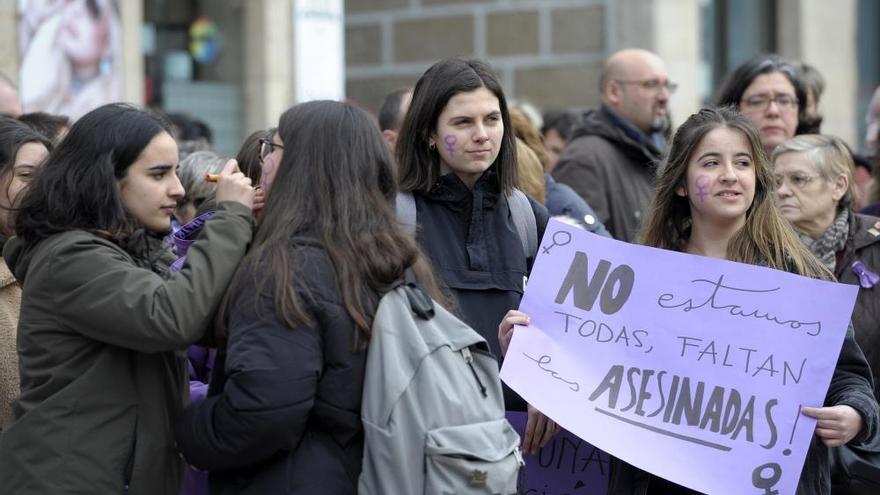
444,135,457,160
695,175,712,203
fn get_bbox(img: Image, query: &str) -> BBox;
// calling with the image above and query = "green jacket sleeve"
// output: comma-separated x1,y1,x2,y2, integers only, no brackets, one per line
47,202,253,353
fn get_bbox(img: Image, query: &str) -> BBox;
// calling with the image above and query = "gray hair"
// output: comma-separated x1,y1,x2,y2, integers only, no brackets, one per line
176,151,227,207
771,134,856,210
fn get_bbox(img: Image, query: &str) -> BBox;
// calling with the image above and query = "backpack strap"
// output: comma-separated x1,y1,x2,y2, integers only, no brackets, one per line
398,189,537,260
396,191,417,236
508,189,537,260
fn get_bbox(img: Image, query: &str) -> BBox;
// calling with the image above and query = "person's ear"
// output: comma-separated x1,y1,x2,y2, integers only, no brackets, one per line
831,173,849,202
382,129,398,150
675,181,687,198
605,80,623,106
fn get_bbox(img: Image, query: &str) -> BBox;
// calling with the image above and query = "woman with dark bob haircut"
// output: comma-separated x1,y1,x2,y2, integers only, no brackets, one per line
0,103,255,494
715,54,817,157
175,100,443,494
396,57,558,454
0,117,51,432
608,107,878,495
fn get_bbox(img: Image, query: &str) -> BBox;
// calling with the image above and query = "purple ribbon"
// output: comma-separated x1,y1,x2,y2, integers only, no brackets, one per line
851,260,879,289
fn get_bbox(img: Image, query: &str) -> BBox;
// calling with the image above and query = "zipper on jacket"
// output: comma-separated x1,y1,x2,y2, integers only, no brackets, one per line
461,347,488,398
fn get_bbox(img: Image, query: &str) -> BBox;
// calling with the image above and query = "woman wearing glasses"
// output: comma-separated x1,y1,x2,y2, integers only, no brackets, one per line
772,136,880,401
715,54,816,157
175,100,444,494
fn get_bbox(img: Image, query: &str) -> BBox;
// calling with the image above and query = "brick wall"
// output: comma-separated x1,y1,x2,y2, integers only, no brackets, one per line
345,0,608,115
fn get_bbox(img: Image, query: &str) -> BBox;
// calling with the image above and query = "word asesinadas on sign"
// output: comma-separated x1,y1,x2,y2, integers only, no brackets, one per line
501,220,857,495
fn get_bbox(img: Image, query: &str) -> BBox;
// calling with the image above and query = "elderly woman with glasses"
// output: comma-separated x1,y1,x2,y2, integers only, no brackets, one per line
715,54,817,157
772,135,880,401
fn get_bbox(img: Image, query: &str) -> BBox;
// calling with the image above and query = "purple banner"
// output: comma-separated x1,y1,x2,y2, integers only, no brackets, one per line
501,219,859,495
506,411,609,495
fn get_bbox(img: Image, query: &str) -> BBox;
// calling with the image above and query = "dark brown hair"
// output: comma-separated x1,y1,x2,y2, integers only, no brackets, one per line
396,57,517,196
223,101,443,345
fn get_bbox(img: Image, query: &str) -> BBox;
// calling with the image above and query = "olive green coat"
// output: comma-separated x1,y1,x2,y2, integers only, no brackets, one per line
0,202,252,495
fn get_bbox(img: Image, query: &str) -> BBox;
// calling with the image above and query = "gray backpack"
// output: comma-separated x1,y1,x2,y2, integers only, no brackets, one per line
358,280,524,494
358,191,534,494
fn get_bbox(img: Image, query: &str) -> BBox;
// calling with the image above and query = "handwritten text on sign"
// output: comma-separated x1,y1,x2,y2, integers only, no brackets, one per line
501,219,858,495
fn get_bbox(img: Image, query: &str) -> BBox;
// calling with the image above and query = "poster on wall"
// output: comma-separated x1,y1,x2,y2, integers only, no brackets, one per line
18,0,124,120
293,0,344,102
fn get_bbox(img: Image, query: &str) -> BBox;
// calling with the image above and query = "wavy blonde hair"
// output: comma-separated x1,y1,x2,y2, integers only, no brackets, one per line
515,138,546,203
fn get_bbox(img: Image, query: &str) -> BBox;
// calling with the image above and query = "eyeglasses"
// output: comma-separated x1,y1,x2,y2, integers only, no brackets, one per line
772,173,821,191
741,94,799,112
259,138,284,161
614,79,678,93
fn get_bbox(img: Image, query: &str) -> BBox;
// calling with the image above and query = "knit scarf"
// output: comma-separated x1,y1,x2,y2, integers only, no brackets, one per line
800,210,849,271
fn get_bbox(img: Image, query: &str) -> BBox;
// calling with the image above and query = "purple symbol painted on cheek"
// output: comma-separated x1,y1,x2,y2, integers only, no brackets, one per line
695,175,712,203
444,135,457,160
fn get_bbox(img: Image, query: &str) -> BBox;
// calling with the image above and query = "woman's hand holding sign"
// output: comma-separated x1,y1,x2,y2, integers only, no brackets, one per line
498,309,530,357
801,405,864,447
497,309,560,454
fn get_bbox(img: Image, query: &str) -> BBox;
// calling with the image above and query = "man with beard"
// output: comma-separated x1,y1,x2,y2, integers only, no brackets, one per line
552,49,673,242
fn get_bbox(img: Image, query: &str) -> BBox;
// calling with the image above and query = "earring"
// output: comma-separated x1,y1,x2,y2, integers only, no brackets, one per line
428,142,436,151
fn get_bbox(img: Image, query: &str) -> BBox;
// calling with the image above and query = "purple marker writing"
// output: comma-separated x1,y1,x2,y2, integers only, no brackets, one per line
444,135,457,160
695,175,711,203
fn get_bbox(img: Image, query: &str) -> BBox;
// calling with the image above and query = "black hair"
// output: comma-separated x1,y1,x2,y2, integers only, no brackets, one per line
396,57,517,196
378,87,412,131
0,117,51,176
714,54,817,135
14,103,172,249
17,112,71,144
541,109,580,141
0,117,51,234
167,112,213,144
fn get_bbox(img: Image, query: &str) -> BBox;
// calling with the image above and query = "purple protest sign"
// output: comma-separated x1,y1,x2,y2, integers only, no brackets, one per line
506,411,609,495
501,219,859,495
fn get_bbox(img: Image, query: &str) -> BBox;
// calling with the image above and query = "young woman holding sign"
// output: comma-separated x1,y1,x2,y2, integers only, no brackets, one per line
608,107,878,494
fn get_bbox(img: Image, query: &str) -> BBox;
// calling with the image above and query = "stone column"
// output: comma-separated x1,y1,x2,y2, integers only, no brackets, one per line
778,0,858,145
120,1,144,106
0,0,18,81
243,0,294,133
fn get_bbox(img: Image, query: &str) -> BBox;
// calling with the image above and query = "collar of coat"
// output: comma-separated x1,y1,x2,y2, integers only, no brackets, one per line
849,211,880,252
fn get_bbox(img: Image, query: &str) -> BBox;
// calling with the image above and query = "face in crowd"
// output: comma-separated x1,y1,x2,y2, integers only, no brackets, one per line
738,71,800,154
677,126,756,231
0,140,49,236
603,49,673,135
118,131,184,233
259,132,284,193
429,86,503,189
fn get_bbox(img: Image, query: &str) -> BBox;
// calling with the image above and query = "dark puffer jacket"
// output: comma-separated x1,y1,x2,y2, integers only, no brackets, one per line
175,239,375,495
551,106,662,242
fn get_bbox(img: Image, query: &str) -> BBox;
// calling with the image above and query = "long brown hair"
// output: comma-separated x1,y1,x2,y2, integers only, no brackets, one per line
639,107,830,279
222,101,443,346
